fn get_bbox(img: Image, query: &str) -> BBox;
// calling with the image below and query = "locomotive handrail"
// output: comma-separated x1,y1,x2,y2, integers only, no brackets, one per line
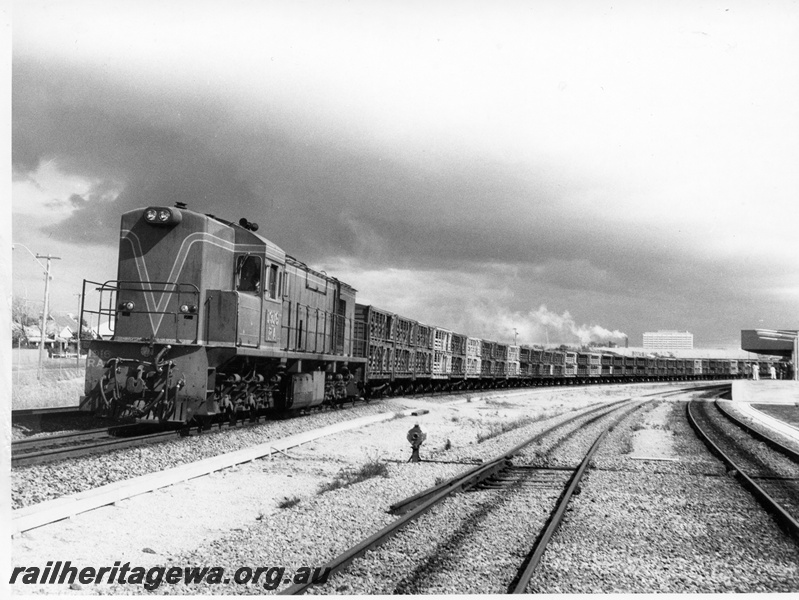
80,279,200,344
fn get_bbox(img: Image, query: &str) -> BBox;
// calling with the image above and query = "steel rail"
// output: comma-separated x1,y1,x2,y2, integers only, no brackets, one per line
508,400,644,593
277,452,515,595
11,402,316,468
280,396,647,595
714,400,799,463
11,396,375,469
389,396,632,515
686,399,799,541
389,385,708,515
12,426,134,451
11,429,184,468
509,426,610,593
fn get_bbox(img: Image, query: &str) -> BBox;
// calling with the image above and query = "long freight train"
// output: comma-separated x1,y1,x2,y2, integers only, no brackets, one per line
78,203,767,424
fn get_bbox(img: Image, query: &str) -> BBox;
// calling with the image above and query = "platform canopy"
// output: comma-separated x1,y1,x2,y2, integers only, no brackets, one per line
741,329,797,358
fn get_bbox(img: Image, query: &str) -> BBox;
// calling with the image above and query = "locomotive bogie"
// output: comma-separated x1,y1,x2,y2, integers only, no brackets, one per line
81,341,211,422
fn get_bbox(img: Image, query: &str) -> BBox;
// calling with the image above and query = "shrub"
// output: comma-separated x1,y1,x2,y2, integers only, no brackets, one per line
318,458,389,494
278,496,301,509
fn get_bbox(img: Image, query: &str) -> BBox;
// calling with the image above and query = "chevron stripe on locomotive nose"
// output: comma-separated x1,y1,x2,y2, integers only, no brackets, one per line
121,229,264,336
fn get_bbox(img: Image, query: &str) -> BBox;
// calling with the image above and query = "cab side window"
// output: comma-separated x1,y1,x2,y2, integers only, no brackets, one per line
236,255,262,294
267,264,280,299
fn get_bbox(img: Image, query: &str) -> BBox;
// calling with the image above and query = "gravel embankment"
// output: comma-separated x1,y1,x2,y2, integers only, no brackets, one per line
307,399,639,594
11,398,417,509
523,398,799,593
17,384,791,595
11,386,606,510
689,399,799,520
94,393,630,595
723,403,799,455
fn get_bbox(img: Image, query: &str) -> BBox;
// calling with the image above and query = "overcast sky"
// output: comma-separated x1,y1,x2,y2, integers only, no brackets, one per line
9,0,799,349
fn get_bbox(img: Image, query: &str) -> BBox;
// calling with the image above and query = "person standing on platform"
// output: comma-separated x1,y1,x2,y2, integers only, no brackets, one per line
752,363,760,381
770,364,777,380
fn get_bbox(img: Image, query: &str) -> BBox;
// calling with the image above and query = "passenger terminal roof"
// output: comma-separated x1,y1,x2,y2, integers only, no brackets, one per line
741,330,796,359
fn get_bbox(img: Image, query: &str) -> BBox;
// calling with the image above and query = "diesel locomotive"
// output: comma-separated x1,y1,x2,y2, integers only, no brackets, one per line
79,203,363,423
79,203,765,425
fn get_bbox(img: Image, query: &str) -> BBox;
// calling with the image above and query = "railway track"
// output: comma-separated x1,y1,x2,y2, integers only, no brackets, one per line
714,400,799,462
10,397,370,469
12,382,722,471
279,392,651,594
11,425,184,468
687,398,799,541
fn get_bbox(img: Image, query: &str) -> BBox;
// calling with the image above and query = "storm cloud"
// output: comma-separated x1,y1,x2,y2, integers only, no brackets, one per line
11,1,799,348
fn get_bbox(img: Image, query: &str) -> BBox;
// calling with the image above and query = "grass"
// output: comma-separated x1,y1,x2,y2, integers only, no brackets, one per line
12,366,86,410
619,436,635,455
751,403,799,427
476,416,535,444
484,398,517,408
277,496,301,509
318,458,390,494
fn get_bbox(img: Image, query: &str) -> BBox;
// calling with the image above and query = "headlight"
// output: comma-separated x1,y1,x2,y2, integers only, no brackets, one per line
120,301,135,311
180,304,198,314
143,206,183,226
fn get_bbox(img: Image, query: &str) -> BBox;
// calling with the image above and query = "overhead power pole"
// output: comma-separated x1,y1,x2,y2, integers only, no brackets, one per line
76,292,83,369
13,244,61,379
37,254,62,378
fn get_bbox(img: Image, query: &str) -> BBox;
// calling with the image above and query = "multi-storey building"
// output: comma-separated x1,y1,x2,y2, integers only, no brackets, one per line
643,330,694,350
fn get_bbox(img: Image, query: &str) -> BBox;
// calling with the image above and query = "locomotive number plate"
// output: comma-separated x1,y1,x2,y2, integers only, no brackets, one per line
265,310,280,343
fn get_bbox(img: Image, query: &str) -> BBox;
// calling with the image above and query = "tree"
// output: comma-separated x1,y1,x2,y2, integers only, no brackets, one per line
11,296,41,346
12,296,39,328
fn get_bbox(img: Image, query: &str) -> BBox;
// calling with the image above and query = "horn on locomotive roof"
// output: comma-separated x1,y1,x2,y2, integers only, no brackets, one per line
239,218,259,232
174,202,187,209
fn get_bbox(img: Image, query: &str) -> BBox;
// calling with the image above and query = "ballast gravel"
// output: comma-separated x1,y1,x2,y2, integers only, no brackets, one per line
523,399,799,593
11,385,615,510
94,391,624,596
12,384,799,595
12,397,439,509
308,399,634,594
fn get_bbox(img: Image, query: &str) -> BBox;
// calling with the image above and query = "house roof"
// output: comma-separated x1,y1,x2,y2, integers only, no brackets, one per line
50,312,79,331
